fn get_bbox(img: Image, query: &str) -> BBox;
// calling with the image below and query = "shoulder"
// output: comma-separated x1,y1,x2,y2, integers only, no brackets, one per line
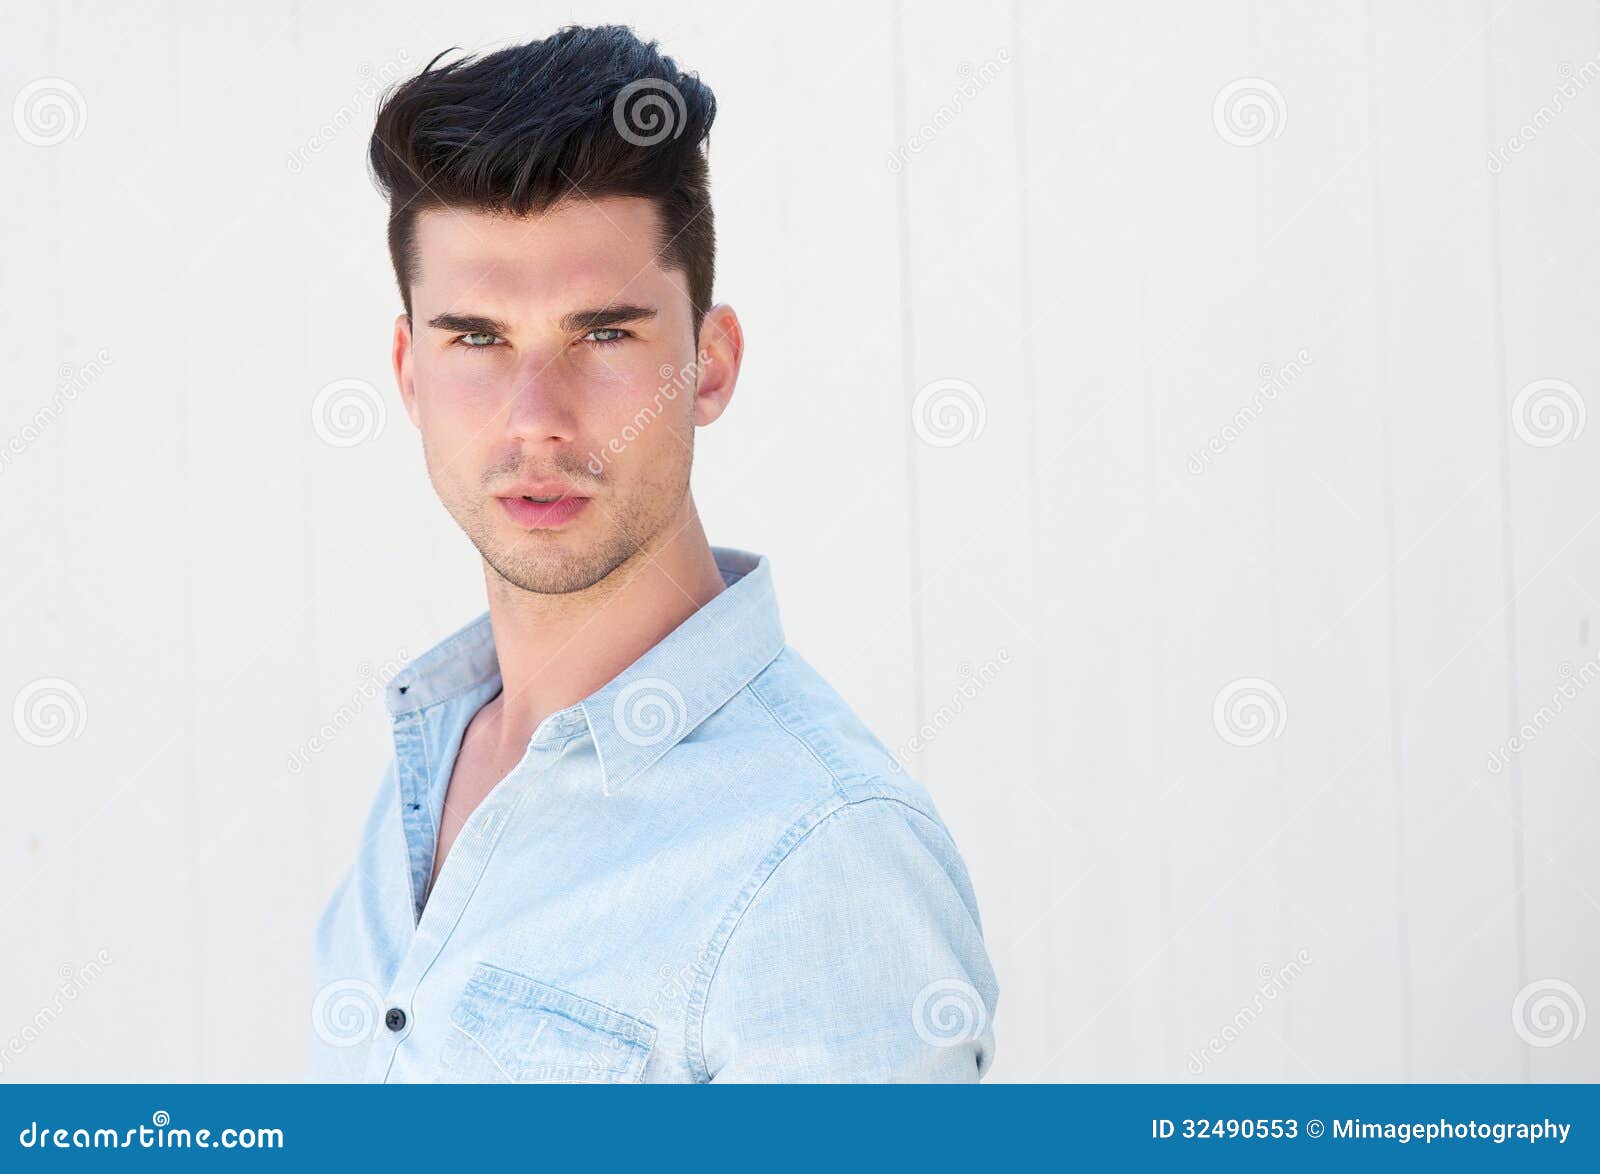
698,641,978,916
692,783,998,1082
698,643,937,811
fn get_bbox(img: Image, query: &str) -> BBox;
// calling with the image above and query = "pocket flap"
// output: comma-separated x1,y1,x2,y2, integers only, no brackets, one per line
446,962,655,1082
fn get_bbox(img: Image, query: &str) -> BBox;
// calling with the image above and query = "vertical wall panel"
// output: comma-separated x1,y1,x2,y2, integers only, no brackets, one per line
895,0,1054,1080
1488,0,1600,1081
1373,0,1522,1081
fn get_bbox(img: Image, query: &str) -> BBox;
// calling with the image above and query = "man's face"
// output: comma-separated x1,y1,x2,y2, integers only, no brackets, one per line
394,196,722,595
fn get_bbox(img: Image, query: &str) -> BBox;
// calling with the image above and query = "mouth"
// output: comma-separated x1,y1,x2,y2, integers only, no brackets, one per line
496,491,591,529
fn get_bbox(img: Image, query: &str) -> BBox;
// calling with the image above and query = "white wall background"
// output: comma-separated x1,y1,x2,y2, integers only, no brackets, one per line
3,0,1598,1082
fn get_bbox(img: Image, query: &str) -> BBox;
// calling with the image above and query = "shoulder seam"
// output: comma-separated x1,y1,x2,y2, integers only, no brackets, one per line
745,677,850,801
688,793,948,1082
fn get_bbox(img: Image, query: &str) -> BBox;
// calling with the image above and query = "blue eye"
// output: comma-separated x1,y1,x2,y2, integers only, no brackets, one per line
585,328,628,346
456,332,502,349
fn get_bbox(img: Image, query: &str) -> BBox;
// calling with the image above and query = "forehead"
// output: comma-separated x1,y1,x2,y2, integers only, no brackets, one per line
411,196,674,313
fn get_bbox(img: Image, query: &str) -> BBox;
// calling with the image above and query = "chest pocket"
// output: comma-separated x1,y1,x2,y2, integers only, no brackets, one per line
441,962,656,1083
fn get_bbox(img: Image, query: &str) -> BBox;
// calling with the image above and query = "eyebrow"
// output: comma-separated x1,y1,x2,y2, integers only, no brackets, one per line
425,304,658,337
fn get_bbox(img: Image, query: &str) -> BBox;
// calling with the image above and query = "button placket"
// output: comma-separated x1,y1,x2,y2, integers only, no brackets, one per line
366,731,579,1082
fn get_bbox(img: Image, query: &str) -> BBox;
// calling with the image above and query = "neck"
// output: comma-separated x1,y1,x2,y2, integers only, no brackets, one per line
478,496,726,752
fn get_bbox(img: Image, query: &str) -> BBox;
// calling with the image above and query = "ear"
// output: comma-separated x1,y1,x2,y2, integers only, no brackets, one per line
393,312,420,428
691,304,744,427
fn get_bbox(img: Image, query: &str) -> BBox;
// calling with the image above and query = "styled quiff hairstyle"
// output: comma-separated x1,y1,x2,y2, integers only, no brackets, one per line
368,25,717,335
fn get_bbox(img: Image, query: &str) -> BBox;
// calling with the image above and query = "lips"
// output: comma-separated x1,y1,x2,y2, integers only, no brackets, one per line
502,481,584,500
497,492,591,529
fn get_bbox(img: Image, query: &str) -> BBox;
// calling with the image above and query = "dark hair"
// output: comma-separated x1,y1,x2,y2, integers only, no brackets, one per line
368,25,717,335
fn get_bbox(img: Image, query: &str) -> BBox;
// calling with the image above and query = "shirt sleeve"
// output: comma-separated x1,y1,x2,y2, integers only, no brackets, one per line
699,796,999,1082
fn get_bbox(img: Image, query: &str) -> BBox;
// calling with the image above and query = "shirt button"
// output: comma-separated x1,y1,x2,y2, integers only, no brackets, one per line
385,1007,407,1032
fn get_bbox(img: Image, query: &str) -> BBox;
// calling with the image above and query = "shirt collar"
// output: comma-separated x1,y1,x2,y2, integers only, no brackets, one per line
384,546,786,794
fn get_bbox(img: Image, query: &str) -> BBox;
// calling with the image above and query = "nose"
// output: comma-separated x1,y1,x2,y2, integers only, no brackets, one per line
503,353,579,444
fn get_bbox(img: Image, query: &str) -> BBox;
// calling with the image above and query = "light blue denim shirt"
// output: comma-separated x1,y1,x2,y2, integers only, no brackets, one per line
307,546,998,1082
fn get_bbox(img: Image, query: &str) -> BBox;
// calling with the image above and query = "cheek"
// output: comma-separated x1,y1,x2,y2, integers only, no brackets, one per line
624,404,693,499
415,358,506,437
428,362,503,411
415,378,496,480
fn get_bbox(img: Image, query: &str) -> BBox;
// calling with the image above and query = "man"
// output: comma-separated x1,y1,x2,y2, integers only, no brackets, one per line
307,23,998,1083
